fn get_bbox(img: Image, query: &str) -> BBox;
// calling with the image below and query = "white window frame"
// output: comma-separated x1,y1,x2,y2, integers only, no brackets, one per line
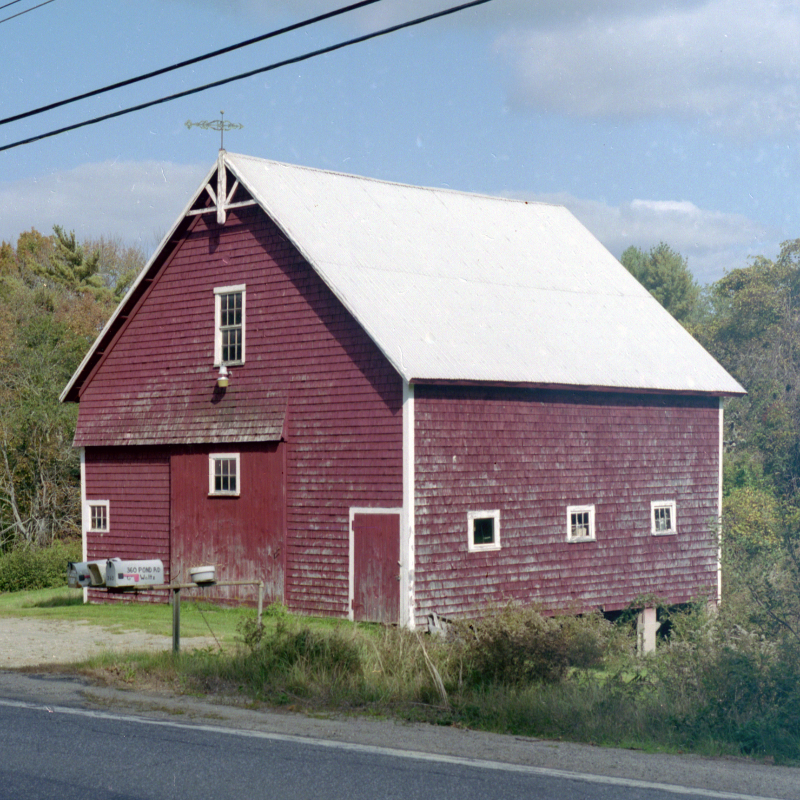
209,453,240,497
467,509,501,552
214,284,246,366
86,500,110,533
567,504,596,542
651,500,677,535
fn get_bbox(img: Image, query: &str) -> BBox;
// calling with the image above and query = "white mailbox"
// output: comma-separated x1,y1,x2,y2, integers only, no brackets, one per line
105,559,164,589
86,559,112,586
67,561,93,588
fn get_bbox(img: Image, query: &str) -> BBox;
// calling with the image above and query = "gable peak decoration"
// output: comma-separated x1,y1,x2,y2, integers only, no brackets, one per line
185,112,246,224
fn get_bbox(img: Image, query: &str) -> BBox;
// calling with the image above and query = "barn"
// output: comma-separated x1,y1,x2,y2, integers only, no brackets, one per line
61,151,744,632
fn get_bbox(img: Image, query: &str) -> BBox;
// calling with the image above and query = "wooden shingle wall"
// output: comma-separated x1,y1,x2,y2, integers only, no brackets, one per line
414,386,720,621
84,446,170,602
78,206,403,616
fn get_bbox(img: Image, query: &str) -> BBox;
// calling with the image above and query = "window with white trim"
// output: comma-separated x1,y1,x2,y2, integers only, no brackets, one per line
567,505,595,542
467,509,500,552
214,285,245,365
651,501,677,535
209,453,240,496
87,501,109,532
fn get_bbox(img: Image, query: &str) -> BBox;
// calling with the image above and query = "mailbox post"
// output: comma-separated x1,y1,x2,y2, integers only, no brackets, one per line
67,560,263,655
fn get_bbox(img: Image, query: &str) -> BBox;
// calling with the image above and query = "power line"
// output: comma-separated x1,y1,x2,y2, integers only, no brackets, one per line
0,0,56,26
0,1,25,11
0,0,494,154
1,0,384,126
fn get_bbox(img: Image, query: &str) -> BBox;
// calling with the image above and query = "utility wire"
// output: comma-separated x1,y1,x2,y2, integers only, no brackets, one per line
0,0,494,153
1,0,384,126
0,0,56,26
0,1,25,11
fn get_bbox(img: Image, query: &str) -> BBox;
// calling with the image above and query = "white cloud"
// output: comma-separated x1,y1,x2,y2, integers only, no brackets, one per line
516,190,775,283
0,161,207,250
0,157,776,288
494,0,800,139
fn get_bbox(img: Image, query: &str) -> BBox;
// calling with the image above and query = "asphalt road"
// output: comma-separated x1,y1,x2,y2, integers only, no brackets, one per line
0,672,797,800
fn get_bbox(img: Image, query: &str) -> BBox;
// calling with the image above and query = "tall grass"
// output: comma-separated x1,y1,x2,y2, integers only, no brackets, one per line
88,601,800,764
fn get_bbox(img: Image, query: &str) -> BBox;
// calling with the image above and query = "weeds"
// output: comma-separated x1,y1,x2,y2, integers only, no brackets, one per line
56,592,800,764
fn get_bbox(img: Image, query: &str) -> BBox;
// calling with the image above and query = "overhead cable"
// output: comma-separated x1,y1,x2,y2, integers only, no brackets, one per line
0,0,385,126
0,0,494,153
0,0,56,26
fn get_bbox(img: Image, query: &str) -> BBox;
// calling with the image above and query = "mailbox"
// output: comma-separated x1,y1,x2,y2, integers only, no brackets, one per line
105,559,164,589
67,559,113,587
87,559,112,586
67,561,93,588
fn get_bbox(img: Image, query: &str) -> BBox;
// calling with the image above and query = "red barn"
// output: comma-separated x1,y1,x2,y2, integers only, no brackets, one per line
61,152,744,631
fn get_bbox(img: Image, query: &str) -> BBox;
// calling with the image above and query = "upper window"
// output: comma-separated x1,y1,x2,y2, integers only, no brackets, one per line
214,285,246,366
209,453,240,496
567,505,595,542
467,510,501,552
87,501,109,532
651,501,677,535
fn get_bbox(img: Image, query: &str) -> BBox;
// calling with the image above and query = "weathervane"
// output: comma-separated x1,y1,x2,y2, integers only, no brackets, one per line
185,111,243,150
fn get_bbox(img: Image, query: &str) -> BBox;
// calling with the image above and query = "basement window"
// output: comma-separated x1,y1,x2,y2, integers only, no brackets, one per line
87,501,109,532
209,453,240,496
467,510,501,552
567,505,595,542
651,501,677,535
214,285,245,366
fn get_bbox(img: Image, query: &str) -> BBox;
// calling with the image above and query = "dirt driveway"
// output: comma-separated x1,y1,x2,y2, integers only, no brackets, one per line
0,618,215,668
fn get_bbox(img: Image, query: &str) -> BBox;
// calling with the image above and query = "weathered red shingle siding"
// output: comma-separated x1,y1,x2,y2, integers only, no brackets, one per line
77,206,403,616
84,446,170,603
414,386,719,621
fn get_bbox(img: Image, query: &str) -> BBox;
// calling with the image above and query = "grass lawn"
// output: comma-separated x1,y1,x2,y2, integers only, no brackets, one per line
0,586,258,645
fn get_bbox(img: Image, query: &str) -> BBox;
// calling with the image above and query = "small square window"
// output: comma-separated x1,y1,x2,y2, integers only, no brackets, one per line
467,510,501,552
87,501,109,532
651,501,677,535
214,285,246,366
567,505,595,542
209,453,240,496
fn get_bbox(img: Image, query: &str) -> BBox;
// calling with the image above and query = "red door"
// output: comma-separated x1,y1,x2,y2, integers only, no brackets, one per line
352,512,400,624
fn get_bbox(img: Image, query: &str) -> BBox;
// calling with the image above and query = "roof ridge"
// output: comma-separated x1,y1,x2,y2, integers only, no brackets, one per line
224,152,562,209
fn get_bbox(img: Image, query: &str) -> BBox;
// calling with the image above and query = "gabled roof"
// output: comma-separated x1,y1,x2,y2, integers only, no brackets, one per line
62,152,744,402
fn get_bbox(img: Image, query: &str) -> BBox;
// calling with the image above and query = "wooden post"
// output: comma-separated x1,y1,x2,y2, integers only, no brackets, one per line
172,587,181,654
257,581,264,627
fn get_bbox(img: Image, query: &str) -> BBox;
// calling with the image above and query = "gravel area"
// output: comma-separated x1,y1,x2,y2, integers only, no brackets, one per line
0,618,215,668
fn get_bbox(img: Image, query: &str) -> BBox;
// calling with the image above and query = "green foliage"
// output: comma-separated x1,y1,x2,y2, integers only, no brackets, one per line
621,242,701,323
700,239,800,498
723,485,782,553
0,541,81,592
0,226,142,549
652,607,800,760
29,226,106,300
454,605,614,686
0,278,85,548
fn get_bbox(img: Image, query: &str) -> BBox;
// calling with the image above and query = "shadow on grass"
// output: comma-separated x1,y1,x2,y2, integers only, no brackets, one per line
29,593,85,608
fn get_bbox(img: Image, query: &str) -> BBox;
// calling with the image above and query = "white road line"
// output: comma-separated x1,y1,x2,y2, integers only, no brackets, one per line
0,698,785,800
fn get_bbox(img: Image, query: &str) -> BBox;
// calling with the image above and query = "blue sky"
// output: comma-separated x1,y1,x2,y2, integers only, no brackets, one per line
2,0,798,284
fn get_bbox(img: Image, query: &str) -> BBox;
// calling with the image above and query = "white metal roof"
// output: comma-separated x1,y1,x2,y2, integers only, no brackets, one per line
224,153,743,395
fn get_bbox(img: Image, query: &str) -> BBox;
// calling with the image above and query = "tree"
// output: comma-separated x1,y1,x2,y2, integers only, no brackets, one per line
28,226,107,300
0,227,139,550
0,280,85,548
700,239,800,499
621,242,701,323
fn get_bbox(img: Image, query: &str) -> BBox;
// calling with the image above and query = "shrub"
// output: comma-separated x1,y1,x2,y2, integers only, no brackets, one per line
455,604,613,686
0,540,81,592
653,606,800,760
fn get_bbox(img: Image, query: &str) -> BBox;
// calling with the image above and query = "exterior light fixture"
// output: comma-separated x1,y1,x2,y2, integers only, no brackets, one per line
217,365,229,388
